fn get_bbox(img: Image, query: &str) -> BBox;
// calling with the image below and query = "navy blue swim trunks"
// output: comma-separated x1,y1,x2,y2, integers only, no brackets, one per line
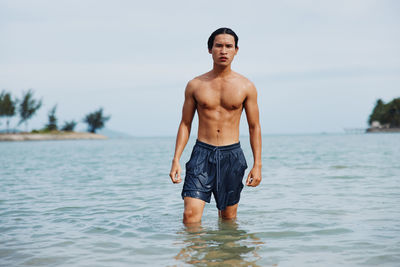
181,139,248,211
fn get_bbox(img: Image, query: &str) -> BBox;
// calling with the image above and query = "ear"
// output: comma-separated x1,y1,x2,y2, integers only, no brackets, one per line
208,49,212,54
235,46,239,55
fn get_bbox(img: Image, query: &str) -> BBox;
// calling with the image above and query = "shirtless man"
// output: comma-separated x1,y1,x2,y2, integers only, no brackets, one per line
169,28,262,224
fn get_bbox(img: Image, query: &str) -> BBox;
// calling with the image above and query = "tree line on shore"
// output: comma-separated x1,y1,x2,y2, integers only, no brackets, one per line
368,97,400,128
0,89,110,134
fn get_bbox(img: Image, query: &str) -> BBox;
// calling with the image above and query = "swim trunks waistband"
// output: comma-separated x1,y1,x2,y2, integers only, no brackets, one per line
195,139,241,151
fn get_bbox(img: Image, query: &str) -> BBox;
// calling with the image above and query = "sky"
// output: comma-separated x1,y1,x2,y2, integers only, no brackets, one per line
1,0,399,136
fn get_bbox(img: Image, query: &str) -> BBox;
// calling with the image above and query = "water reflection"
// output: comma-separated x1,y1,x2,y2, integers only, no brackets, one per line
175,220,263,266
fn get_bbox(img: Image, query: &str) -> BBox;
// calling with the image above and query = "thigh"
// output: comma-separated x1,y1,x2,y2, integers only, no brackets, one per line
182,146,214,202
184,197,206,218
214,149,247,210
219,203,238,219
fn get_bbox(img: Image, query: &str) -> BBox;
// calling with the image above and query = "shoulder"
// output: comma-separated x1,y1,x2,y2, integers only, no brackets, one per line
184,79,198,98
186,72,211,91
194,71,213,83
232,71,257,93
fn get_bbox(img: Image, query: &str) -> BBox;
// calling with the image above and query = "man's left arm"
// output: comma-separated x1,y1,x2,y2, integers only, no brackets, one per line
243,82,262,187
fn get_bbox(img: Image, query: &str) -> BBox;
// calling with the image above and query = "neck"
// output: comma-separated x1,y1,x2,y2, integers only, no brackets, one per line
212,63,232,77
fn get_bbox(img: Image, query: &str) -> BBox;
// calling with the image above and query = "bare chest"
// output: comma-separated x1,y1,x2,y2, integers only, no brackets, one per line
194,82,246,110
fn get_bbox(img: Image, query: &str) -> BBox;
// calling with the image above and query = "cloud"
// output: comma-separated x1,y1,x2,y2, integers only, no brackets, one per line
1,0,399,135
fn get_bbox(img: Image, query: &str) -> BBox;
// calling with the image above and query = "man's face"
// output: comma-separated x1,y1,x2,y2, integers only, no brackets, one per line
209,34,238,66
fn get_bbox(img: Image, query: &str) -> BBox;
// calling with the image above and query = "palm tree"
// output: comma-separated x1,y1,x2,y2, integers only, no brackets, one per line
18,89,42,132
61,120,77,132
44,105,58,131
83,108,110,133
0,90,17,133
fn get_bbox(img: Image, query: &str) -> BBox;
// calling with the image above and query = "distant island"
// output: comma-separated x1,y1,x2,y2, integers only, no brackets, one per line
0,89,111,141
366,97,400,133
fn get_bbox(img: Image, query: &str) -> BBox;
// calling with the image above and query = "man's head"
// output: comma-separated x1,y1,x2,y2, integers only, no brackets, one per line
207,28,239,51
208,28,239,66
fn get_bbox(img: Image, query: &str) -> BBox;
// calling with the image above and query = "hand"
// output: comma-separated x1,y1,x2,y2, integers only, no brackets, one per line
169,159,182,184
246,166,262,187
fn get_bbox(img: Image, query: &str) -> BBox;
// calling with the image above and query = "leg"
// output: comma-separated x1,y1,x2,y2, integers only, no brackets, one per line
183,197,206,224
218,203,238,220
215,144,246,220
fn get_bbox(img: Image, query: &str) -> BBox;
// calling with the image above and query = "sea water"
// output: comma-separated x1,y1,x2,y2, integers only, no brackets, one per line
0,134,399,266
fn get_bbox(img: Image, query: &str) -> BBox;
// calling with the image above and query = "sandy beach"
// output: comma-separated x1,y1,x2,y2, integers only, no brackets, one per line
0,132,107,141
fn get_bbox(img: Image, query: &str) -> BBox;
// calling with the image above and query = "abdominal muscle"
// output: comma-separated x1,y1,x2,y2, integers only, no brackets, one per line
196,107,242,146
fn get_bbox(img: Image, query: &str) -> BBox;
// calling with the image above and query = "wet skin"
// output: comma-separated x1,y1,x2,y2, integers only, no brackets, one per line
169,34,262,224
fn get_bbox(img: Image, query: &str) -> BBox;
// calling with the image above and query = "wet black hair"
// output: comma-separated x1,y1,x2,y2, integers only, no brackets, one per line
207,27,239,51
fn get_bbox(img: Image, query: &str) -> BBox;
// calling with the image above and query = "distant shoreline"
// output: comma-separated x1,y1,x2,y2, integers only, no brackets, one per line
366,128,400,133
0,132,107,142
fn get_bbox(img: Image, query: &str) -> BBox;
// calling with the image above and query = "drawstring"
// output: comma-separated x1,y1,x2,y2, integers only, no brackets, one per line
195,139,241,195
212,147,221,194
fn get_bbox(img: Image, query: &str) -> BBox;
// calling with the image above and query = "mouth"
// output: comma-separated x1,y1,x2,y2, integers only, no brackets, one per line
219,57,228,61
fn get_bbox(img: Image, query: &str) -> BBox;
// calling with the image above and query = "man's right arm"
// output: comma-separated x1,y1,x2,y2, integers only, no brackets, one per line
169,80,197,183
